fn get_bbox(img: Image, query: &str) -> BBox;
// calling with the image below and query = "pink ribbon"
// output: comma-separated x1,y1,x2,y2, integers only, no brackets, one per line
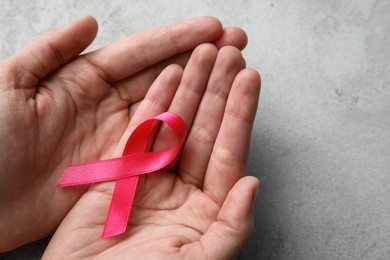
57,112,187,238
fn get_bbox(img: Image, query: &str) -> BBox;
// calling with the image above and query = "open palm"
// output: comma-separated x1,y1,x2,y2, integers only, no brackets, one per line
44,43,260,259
0,16,249,251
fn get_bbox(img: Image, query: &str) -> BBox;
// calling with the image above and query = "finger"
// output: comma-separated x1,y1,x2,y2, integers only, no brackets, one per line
187,176,259,260
213,26,248,51
178,46,244,188
114,51,191,105
3,16,98,90
149,43,218,154
203,68,261,206
84,17,223,82
114,26,248,106
112,64,183,158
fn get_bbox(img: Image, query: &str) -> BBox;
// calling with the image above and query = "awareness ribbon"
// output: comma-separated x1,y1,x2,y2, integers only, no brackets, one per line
57,112,187,238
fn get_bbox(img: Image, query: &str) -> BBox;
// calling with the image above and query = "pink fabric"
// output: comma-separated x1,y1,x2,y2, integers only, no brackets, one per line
57,112,187,237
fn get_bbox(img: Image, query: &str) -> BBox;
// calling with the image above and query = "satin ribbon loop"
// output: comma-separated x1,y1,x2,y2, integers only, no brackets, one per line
57,112,187,238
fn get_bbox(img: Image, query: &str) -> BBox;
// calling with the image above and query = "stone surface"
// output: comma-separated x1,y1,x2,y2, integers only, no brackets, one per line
1,0,389,259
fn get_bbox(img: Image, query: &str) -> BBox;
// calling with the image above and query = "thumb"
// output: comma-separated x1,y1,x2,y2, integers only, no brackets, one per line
4,16,98,89
200,176,260,260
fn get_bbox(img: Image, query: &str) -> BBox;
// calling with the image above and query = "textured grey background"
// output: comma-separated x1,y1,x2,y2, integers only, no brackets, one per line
1,0,389,259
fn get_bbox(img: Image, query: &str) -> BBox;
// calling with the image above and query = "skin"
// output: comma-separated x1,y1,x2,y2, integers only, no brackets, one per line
44,43,261,259
0,16,260,258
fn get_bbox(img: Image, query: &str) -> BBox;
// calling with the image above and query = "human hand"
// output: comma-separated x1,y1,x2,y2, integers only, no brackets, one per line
0,16,248,251
43,43,261,259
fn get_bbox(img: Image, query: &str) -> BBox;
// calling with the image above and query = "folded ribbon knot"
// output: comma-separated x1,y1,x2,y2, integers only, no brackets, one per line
57,112,187,238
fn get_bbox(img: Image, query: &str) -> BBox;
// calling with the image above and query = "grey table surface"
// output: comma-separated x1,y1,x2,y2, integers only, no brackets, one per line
1,0,389,259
